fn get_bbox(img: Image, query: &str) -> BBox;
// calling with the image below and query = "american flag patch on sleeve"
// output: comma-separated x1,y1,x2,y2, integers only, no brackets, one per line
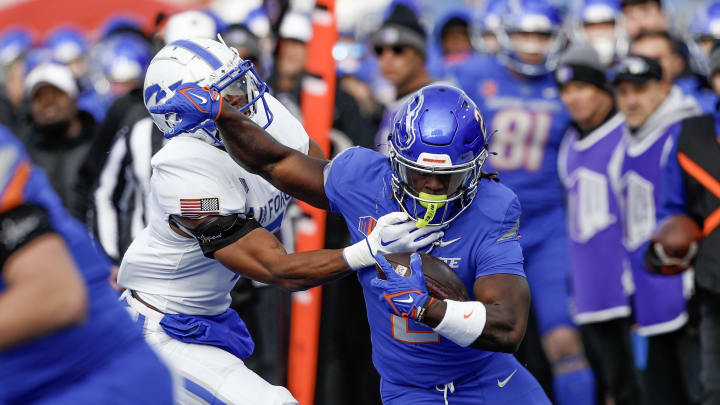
179,197,220,218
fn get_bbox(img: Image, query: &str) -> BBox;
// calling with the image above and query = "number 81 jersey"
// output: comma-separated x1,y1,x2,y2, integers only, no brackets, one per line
451,55,571,213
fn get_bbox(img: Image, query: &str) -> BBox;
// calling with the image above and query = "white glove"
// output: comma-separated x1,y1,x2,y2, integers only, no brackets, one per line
343,212,444,270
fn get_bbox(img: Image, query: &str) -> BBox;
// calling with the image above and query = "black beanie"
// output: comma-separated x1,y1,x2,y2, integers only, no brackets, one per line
371,4,427,56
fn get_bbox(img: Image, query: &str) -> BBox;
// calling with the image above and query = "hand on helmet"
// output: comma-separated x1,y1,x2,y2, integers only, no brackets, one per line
149,83,223,136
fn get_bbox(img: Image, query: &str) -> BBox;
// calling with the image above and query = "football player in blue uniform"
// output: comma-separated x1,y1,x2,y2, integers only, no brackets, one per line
152,83,551,403
0,128,174,404
450,1,596,403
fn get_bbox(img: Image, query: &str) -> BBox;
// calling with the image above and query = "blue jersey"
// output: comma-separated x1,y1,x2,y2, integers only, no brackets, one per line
0,129,156,403
451,55,571,213
324,147,525,387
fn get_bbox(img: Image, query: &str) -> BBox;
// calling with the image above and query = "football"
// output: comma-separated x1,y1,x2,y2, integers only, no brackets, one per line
653,215,702,259
647,215,703,274
375,252,470,301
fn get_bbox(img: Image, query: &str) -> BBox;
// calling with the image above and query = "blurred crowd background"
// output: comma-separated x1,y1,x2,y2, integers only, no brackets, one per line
2,0,720,404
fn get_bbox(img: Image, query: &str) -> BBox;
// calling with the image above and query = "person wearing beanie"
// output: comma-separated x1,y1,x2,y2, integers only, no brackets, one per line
372,3,434,155
648,42,720,405
556,45,642,405
609,54,702,405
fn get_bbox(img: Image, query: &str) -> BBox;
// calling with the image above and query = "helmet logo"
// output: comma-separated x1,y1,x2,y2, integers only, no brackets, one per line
474,108,486,135
395,94,424,151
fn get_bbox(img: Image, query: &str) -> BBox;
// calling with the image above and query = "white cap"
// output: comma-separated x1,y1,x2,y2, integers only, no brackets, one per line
164,10,217,44
24,62,78,98
279,11,313,42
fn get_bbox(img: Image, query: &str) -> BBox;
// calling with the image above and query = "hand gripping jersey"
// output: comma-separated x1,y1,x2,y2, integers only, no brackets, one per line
119,94,309,316
609,87,699,336
0,129,172,404
324,147,525,387
451,55,571,213
558,113,631,324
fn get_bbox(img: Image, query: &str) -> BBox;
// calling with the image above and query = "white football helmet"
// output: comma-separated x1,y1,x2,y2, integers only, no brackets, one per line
143,37,272,144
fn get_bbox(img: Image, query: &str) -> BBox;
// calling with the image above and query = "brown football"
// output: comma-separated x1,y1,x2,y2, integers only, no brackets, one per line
653,215,703,258
375,252,470,301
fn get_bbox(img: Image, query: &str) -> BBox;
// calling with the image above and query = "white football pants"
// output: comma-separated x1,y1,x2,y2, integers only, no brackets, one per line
123,291,298,405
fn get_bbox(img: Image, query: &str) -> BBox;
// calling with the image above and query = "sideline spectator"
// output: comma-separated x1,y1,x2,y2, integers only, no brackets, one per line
609,54,702,405
371,3,434,154
21,62,96,219
556,45,641,405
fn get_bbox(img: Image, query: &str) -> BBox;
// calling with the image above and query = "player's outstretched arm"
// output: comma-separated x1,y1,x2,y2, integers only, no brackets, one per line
171,211,443,291
423,274,530,353
214,228,350,290
216,104,330,209
149,86,331,209
0,233,88,350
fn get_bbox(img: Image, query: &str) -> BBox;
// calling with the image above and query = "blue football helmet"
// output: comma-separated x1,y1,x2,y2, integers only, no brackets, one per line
97,33,151,85
0,29,32,67
686,1,720,77
45,27,88,64
495,0,566,76
571,0,627,66
388,85,489,227
471,0,507,53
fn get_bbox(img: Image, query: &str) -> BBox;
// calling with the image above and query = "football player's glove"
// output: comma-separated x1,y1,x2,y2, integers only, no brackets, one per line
371,253,433,322
342,212,444,270
149,83,222,136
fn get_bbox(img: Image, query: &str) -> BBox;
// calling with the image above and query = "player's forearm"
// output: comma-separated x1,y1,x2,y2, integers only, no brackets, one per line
217,104,295,176
422,299,525,352
265,250,352,291
217,105,331,209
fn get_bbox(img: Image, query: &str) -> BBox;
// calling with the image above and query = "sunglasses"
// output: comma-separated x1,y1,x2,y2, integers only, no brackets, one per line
374,45,407,57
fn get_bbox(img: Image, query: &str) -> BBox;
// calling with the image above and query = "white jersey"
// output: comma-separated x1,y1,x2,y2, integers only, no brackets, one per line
118,95,309,315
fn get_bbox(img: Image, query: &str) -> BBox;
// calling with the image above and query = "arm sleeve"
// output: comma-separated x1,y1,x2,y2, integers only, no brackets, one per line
474,196,525,279
0,204,54,270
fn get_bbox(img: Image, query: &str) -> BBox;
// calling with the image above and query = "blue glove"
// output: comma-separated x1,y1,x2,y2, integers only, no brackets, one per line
371,253,432,322
148,83,223,136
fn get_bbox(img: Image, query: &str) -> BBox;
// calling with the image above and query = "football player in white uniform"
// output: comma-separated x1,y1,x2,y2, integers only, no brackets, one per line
119,38,445,405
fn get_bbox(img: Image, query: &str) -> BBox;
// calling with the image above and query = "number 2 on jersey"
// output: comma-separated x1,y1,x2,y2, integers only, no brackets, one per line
489,109,551,171
391,314,440,344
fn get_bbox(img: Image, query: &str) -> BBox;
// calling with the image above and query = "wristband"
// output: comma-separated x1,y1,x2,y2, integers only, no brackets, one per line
433,300,486,347
342,239,374,270
413,296,434,323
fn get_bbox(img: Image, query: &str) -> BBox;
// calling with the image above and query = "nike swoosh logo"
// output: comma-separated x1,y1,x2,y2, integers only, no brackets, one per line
464,310,473,319
395,296,414,303
497,369,517,388
380,238,400,247
189,92,207,104
436,237,461,247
